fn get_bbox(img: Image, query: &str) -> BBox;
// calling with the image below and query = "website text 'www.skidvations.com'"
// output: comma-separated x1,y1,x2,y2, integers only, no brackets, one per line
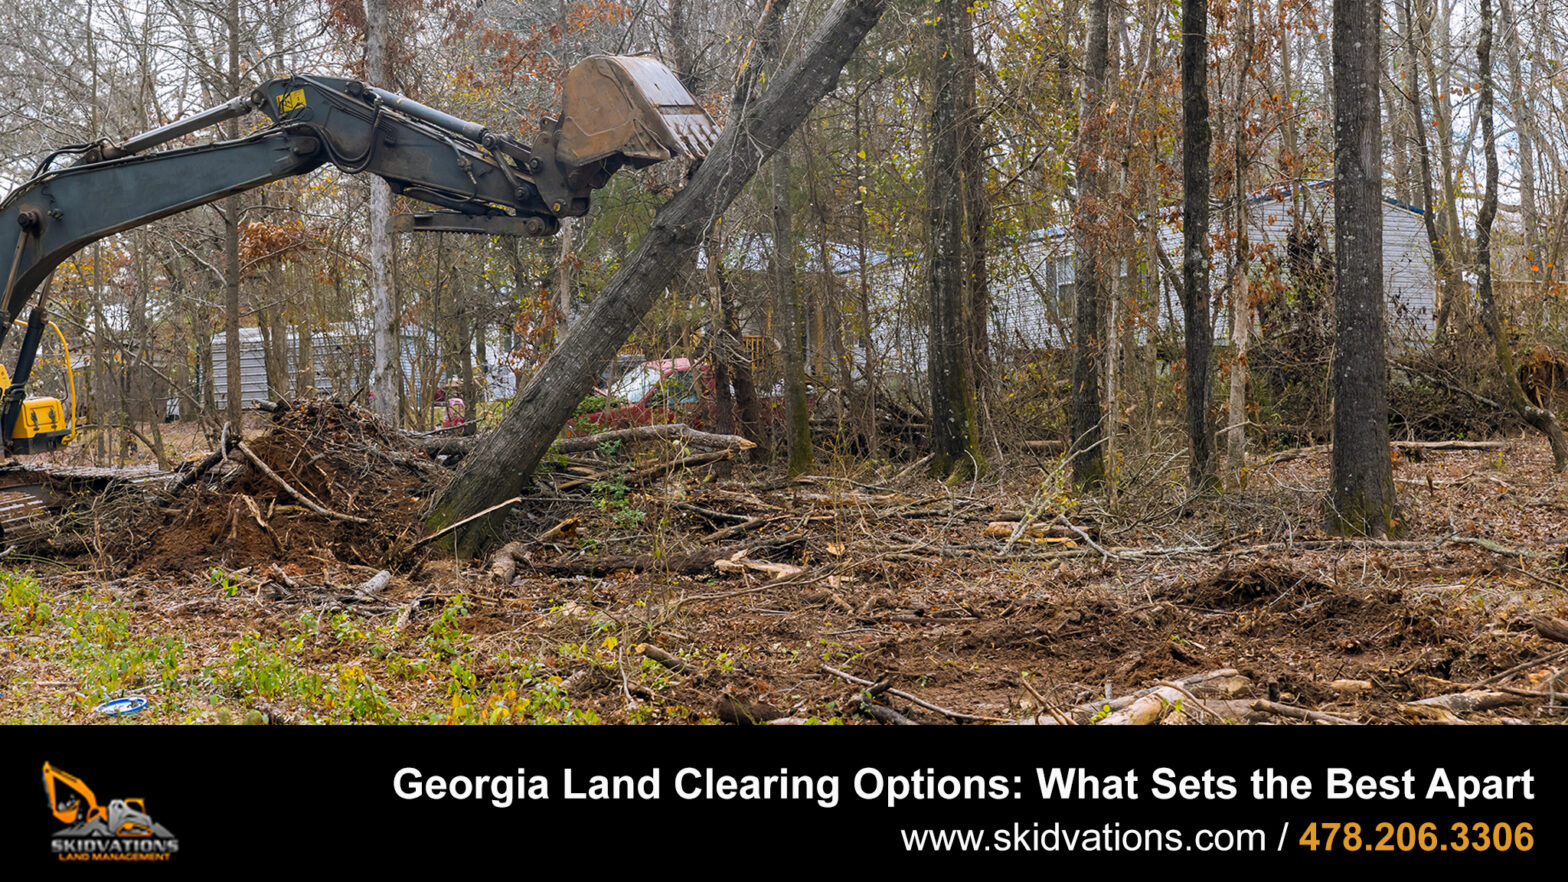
901,822,1275,854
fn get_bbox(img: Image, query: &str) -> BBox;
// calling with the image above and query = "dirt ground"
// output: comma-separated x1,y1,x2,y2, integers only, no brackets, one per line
3,402,1567,725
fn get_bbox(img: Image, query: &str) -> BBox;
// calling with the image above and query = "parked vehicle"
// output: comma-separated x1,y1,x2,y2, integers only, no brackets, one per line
432,384,467,430
573,358,715,433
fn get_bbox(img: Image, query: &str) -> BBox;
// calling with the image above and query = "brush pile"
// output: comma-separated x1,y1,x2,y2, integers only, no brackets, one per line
103,400,444,573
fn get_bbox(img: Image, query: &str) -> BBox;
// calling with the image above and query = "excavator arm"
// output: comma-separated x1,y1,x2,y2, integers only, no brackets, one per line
0,58,716,455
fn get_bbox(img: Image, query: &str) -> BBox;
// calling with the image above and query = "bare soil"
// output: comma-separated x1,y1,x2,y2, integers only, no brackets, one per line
6,403,1568,725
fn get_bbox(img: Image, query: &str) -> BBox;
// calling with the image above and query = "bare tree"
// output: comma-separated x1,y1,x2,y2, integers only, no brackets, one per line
365,0,398,423
1325,0,1399,536
926,0,983,479
1473,0,1568,471
1070,0,1110,489
1181,0,1213,491
223,0,244,429
775,133,814,476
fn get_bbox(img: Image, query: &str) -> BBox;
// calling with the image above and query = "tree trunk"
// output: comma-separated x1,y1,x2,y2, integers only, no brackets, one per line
1401,0,1462,340
927,0,983,480
1225,5,1252,490
222,0,243,430
1181,0,1214,491
1421,0,1467,320
1325,0,1400,536
775,139,814,476
365,0,398,425
958,2,992,452
459,277,476,437
1071,0,1110,490
707,230,765,454
1226,242,1249,489
426,0,891,556
1473,0,1568,471
296,319,314,397
1498,0,1545,286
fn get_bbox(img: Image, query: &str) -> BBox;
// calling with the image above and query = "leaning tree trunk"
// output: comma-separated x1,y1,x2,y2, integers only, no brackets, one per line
1181,0,1214,492
426,0,891,556
1325,0,1400,536
1473,0,1568,471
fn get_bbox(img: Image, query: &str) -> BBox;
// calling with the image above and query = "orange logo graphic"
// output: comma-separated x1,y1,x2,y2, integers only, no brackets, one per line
43,762,179,860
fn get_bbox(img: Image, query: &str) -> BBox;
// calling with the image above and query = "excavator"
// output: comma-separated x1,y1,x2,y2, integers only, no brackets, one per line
0,56,718,459
43,761,160,837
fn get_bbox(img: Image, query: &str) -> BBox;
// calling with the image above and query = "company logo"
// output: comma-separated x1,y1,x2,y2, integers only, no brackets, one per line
43,762,180,862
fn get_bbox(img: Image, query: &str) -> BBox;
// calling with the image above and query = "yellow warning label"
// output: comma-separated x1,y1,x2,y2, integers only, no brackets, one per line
278,88,308,113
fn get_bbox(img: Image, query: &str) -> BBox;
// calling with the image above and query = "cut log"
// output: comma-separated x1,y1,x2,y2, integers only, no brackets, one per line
1262,439,1508,465
171,423,234,492
714,694,784,725
489,540,527,585
533,537,803,577
1249,700,1361,725
556,449,733,491
637,643,692,674
1534,616,1568,645
984,521,1077,539
1406,691,1531,715
1097,686,1186,725
1018,669,1249,725
714,551,805,581
353,569,392,600
552,424,756,454
538,517,580,543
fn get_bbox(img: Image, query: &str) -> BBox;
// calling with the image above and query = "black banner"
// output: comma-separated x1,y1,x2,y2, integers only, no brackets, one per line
2,725,1556,869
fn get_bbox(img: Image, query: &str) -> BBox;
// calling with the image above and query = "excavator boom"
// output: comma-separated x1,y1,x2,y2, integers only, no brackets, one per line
0,56,715,456
43,761,102,826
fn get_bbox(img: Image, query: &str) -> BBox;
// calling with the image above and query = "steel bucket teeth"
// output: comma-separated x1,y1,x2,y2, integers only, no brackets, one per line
556,55,721,164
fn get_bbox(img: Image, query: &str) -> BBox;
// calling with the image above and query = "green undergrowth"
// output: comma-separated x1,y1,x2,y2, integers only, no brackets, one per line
0,571,607,725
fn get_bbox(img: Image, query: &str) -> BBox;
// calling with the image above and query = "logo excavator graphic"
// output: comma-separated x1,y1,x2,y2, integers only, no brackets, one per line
43,762,175,839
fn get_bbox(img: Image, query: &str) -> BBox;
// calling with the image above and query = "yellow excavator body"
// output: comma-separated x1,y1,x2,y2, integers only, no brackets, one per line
0,318,76,455
0,365,70,454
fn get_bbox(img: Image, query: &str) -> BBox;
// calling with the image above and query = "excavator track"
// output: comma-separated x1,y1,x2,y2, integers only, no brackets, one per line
0,462,173,538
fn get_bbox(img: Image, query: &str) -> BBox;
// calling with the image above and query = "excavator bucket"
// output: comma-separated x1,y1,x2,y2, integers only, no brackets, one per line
555,56,720,168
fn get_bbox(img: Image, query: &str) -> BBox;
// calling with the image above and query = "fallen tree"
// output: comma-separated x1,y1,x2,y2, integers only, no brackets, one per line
425,0,891,556
415,423,755,461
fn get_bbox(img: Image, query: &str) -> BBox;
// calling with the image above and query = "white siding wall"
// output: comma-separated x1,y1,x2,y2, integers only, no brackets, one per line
211,327,432,408
987,191,1439,352
1241,197,1436,336
988,238,1074,349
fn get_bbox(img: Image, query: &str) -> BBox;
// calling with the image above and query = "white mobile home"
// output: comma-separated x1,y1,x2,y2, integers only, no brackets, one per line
989,180,1439,351
211,324,522,409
